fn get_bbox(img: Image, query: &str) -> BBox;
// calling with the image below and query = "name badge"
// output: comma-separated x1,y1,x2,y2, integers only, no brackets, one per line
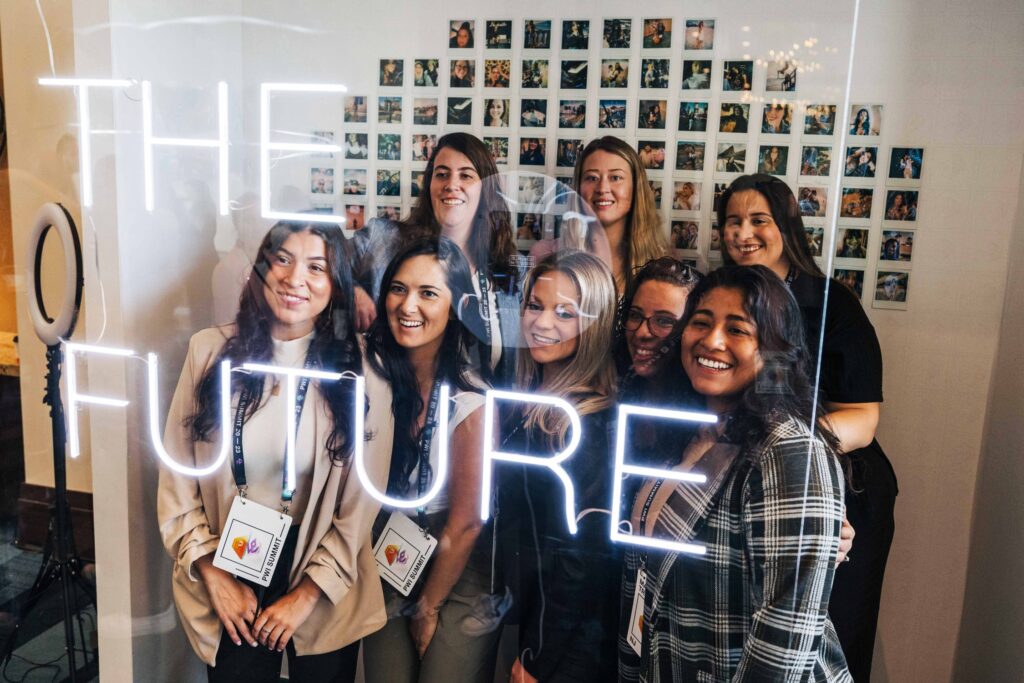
373,511,437,596
212,496,292,587
627,568,648,656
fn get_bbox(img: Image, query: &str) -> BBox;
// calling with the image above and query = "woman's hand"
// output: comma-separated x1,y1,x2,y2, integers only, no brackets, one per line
409,606,440,658
354,285,376,332
252,577,323,651
195,554,258,647
510,657,539,683
836,517,855,566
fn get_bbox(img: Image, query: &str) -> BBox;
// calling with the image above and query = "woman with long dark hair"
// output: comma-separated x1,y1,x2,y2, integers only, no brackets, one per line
715,174,896,681
620,265,852,682
360,237,504,682
158,220,387,683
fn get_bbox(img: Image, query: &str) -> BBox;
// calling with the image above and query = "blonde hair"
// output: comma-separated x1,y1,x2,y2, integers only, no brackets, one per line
573,136,668,292
516,251,618,447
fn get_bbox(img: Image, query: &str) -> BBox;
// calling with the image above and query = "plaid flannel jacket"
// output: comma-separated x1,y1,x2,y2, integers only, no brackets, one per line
619,416,853,682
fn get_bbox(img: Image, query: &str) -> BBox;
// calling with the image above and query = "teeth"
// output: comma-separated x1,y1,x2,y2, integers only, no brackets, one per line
399,320,423,328
697,356,731,370
532,333,559,345
282,294,306,303
442,198,464,205
633,348,655,358
738,244,762,253
594,200,614,207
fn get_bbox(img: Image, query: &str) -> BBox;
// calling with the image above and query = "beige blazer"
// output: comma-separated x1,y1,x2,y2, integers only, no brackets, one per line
157,326,394,665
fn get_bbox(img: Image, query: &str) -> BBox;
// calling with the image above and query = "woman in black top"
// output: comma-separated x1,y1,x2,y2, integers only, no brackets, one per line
715,174,897,682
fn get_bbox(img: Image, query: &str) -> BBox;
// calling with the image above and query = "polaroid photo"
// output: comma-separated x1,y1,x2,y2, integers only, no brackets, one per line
378,97,402,125
562,20,589,50
486,20,513,49
516,212,543,241
636,141,666,171
883,190,918,223
716,143,747,174
681,60,712,90
804,104,837,136
310,130,335,158
684,19,715,50
450,59,475,88
559,100,586,129
310,167,335,194
638,100,667,129
518,175,545,205
757,145,789,176
343,168,366,196
671,220,700,250
880,229,914,263
672,181,702,212
377,134,401,162
376,170,400,197
709,224,722,255
603,19,631,49
520,99,548,127
766,60,797,92
719,102,750,134
483,136,509,165
800,145,832,176
804,226,824,256
647,180,663,209
796,186,827,218
344,96,367,123
379,59,404,87
523,20,552,50
889,147,925,182
642,19,672,48
344,204,366,231
344,133,368,160
484,59,511,88
447,97,473,126
560,60,588,89
410,171,425,197
873,270,910,309
640,59,670,88
723,61,753,91
840,187,874,219
556,139,583,168
522,59,549,88
761,103,794,134
676,141,706,172
414,98,438,126
377,206,401,221
484,99,510,127
413,59,440,87
844,146,878,178
450,20,475,48
600,59,629,88
598,100,627,129
678,101,709,132
713,182,728,212
835,227,869,260
849,104,883,136
833,268,865,299
411,134,437,162
520,137,546,166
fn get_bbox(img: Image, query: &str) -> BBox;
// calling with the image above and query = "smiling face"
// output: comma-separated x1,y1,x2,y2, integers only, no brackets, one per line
488,99,505,121
722,189,790,279
523,270,581,374
681,286,762,414
579,149,634,232
262,231,332,340
453,60,468,79
385,255,452,358
457,27,471,47
429,147,482,246
625,280,690,378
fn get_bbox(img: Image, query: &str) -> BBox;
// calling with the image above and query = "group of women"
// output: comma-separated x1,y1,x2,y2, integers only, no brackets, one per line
159,132,896,682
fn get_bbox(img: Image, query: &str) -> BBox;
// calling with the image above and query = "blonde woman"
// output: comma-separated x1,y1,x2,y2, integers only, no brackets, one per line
498,251,620,683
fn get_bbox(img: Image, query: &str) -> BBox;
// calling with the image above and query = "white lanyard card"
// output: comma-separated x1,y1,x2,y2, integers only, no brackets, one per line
627,568,649,656
373,511,438,596
212,496,292,587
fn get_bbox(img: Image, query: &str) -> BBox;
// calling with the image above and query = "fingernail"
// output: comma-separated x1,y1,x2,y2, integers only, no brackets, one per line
251,642,257,647
234,640,241,646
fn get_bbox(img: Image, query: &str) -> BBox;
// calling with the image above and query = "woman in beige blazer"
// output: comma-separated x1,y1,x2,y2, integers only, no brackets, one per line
158,220,392,682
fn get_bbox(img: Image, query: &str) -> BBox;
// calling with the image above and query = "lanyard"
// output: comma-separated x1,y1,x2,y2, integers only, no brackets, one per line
476,271,493,343
413,377,444,530
637,478,666,571
232,355,315,512
784,266,797,288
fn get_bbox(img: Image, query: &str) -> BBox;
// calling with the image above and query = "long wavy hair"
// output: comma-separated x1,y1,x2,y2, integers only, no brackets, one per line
516,251,618,447
187,220,361,462
715,174,825,278
402,132,516,289
365,237,483,496
572,136,668,293
680,265,841,457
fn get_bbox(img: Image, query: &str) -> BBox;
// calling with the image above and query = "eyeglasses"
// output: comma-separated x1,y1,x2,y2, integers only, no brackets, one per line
623,309,680,338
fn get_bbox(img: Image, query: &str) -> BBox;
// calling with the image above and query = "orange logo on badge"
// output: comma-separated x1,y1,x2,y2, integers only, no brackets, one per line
231,536,260,559
384,544,408,566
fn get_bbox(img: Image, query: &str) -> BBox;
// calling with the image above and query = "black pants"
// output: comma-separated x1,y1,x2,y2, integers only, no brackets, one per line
208,527,359,683
828,443,898,682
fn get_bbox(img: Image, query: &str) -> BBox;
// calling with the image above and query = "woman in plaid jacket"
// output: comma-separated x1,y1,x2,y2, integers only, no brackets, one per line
619,265,852,682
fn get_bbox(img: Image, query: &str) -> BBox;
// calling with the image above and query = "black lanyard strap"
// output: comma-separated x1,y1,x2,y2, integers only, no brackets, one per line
414,378,444,530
